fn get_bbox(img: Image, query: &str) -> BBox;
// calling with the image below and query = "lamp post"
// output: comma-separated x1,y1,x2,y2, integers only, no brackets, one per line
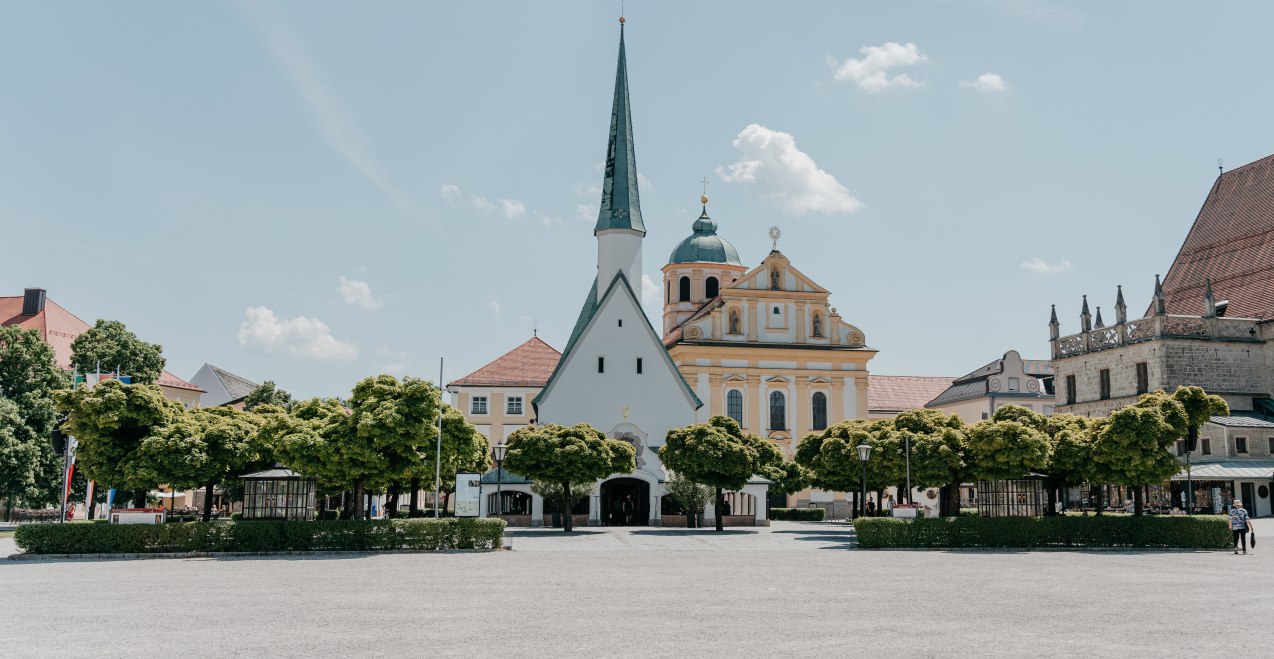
493,441,507,518
904,433,912,505
1185,429,1195,515
857,443,873,519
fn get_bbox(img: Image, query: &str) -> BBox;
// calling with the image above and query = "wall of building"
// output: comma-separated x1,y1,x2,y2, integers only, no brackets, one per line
448,386,540,444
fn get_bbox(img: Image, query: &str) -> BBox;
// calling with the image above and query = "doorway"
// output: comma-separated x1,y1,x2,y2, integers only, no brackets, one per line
600,477,649,526
1241,482,1256,517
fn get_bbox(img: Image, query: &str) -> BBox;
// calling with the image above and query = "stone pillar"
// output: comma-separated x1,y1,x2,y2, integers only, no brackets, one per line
531,492,544,527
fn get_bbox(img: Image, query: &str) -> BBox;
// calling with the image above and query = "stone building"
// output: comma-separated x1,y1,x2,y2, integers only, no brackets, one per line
1050,154,1274,517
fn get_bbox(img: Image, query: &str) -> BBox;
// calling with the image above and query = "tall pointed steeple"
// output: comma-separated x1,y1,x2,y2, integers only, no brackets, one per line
1115,285,1127,324
1080,295,1092,332
595,20,644,235
1048,304,1060,341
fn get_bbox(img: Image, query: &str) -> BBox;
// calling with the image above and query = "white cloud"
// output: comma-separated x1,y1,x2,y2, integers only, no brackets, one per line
1021,257,1073,274
499,199,526,220
236,2,410,211
238,307,358,361
640,275,659,305
830,42,928,93
440,183,461,204
717,124,863,216
337,276,384,310
637,172,653,192
576,203,598,222
470,195,496,213
962,73,1007,92
489,301,501,316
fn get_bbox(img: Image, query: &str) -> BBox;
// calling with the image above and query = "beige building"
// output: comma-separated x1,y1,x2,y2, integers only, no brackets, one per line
447,337,561,443
925,350,1054,425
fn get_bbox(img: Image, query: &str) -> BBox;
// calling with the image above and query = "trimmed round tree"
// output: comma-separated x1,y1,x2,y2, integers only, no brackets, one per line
1094,397,1183,516
660,416,775,531
504,423,635,532
1044,414,1095,513
965,417,1050,482
69,319,165,385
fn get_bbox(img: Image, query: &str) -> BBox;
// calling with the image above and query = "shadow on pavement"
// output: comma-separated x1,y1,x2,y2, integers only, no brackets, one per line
629,529,757,536
504,529,608,537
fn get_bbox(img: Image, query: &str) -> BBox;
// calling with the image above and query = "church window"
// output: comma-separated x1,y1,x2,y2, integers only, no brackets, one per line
471,396,488,415
769,391,786,430
1065,375,1076,405
812,314,823,337
679,276,691,302
666,280,670,304
506,396,523,415
728,311,740,334
1099,369,1111,400
598,357,605,373
727,390,744,425
811,392,827,431
636,358,643,374
706,277,719,298
1135,362,1148,394
618,319,623,327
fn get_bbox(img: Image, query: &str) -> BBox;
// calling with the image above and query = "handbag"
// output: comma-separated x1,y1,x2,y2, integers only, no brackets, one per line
1250,526,1256,548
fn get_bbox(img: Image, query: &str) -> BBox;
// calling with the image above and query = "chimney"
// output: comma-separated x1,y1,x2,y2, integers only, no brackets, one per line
21,288,46,316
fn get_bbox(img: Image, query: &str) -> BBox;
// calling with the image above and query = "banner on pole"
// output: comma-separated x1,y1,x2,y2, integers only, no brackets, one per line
454,472,481,518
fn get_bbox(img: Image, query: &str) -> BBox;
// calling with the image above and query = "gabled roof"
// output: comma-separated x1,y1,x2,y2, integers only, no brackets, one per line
448,337,561,388
1154,153,1274,319
533,272,701,410
868,375,955,414
925,352,1052,407
208,364,259,401
0,293,202,393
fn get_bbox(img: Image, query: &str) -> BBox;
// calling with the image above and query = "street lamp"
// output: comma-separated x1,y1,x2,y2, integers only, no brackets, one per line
1184,428,1196,515
493,441,507,518
904,433,912,505
857,443,873,519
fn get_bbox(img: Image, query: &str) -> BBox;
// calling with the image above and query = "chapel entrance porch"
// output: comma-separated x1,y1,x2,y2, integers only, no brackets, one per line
600,477,650,526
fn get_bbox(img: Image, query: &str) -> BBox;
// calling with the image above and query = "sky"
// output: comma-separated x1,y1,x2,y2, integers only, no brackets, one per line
3,1,1274,399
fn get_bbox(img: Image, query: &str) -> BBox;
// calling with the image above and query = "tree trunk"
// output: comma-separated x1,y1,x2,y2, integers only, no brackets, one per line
562,483,573,533
202,483,214,521
715,487,724,532
1133,486,1144,517
687,510,695,528
1045,479,1059,517
133,489,147,508
409,478,421,515
1094,485,1103,516
387,485,400,518
353,480,365,519
341,490,354,520
442,491,450,514
876,489,884,516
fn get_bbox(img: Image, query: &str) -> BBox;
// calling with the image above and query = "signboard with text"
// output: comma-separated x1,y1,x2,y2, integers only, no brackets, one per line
455,472,481,518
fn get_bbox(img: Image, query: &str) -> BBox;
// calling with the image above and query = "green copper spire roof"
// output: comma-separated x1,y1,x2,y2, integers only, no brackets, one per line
668,204,743,265
594,24,645,235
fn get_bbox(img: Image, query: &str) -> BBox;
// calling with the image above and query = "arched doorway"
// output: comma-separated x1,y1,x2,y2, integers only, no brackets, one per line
600,477,650,526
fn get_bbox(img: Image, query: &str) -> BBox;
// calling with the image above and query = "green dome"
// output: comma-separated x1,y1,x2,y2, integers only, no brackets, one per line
668,207,742,265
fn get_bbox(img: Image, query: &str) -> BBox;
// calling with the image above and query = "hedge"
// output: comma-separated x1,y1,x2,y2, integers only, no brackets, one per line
769,507,826,521
14,518,506,555
854,515,1230,549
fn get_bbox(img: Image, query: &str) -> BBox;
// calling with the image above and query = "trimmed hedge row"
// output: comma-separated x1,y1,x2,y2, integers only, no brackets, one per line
854,515,1230,549
14,518,506,555
769,507,826,521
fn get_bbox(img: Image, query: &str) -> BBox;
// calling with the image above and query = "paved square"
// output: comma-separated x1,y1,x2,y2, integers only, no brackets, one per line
2,522,1270,658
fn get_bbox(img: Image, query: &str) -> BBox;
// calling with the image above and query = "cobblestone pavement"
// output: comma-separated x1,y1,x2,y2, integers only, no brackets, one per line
2,522,1270,658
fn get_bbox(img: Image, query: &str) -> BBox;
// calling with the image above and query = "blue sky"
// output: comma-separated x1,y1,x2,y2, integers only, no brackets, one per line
4,1,1273,399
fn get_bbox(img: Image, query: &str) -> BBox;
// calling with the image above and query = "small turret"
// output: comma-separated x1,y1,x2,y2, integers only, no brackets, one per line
1080,295,1092,332
1115,285,1127,324
1153,274,1166,316
1048,304,1060,341
1203,277,1216,317
1095,306,1105,329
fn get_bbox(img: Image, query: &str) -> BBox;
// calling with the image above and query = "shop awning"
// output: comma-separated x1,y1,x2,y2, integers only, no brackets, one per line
1172,460,1274,481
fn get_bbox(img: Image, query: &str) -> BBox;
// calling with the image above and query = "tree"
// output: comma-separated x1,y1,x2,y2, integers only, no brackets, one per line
54,380,185,506
530,479,595,524
1043,414,1095,513
504,423,634,532
243,381,294,412
1171,385,1229,453
139,407,267,520
428,407,491,514
0,325,69,509
796,419,903,517
259,398,350,513
763,461,810,502
1094,392,1185,516
965,408,1051,482
660,416,776,531
0,398,43,517
891,409,968,515
69,319,165,385
663,472,712,527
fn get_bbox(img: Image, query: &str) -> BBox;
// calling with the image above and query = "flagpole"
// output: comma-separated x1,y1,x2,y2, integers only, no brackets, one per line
434,358,444,519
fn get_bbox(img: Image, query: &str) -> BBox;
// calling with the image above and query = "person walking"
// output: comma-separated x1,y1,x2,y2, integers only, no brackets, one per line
1229,499,1250,555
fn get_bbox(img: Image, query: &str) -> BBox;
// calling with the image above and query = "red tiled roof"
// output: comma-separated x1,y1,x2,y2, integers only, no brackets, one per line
0,294,203,393
868,375,956,413
1154,153,1274,320
448,337,561,388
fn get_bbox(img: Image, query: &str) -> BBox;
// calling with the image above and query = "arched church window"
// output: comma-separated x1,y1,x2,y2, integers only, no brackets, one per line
728,310,740,334
679,276,691,302
705,277,719,298
727,390,744,425
770,269,781,290
812,392,828,431
769,391,786,430
812,314,823,338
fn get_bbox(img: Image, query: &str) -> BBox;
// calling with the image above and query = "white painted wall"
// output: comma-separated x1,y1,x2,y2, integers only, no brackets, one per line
596,230,643,302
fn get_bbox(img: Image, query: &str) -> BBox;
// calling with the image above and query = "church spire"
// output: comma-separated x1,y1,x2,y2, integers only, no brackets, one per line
594,19,645,235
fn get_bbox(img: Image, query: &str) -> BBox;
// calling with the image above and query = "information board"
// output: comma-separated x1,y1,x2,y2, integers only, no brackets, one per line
455,472,482,518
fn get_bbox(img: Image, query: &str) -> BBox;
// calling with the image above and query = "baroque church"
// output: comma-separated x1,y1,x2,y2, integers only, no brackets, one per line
448,22,875,525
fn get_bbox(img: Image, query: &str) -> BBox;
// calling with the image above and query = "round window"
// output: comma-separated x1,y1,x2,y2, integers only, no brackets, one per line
1259,485,1270,499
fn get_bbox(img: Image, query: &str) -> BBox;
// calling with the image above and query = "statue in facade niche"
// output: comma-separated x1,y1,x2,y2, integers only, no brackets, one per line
729,311,740,334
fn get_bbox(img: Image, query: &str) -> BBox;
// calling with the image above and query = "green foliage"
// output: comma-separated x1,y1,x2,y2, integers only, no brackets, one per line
1045,414,1094,487
989,404,1048,432
54,380,184,491
965,417,1050,481
14,518,507,554
69,319,165,385
505,423,633,531
530,479,594,508
259,398,348,488
663,472,712,514
436,407,492,494
854,515,1230,549
243,381,294,412
1134,390,1190,438
763,460,810,496
341,375,441,489
0,326,69,506
1093,403,1181,490
660,416,763,493
769,507,825,521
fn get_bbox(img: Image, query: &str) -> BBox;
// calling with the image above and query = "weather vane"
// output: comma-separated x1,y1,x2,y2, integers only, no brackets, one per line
769,225,782,250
